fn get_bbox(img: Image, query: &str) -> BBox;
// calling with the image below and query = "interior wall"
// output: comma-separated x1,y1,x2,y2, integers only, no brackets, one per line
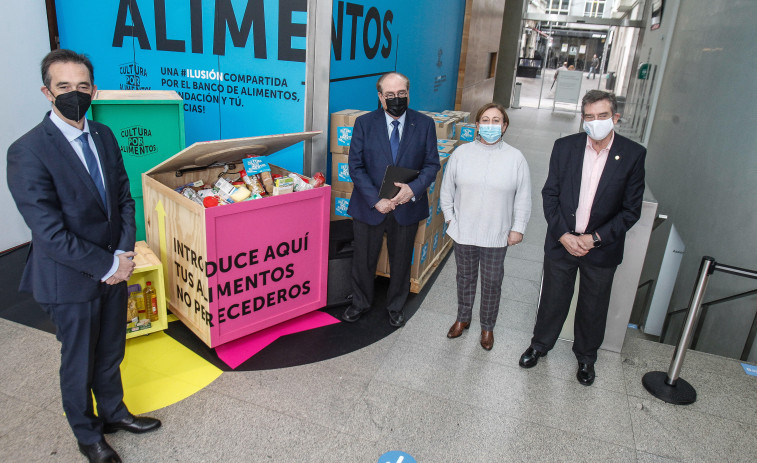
328,0,466,114
644,0,757,356
456,0,508,113
492,0,524,110
0,3,53,251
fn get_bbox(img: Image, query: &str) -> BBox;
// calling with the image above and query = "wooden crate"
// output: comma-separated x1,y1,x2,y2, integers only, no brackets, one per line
126,241,168,339
142,132,330,348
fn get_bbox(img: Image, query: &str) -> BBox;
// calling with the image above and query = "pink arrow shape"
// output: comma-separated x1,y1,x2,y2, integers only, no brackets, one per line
215,311,341,369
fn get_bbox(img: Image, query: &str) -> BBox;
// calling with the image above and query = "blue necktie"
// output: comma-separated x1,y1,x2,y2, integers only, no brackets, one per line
78,133,107,208
390,120,400,163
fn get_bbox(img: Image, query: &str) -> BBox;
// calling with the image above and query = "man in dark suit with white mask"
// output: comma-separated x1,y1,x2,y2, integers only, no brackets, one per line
519,90,646,386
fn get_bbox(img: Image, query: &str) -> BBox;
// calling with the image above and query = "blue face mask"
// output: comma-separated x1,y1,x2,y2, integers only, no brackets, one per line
478,124,503,143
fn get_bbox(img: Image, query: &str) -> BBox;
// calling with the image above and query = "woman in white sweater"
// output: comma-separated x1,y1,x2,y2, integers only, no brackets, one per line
440,103,531,350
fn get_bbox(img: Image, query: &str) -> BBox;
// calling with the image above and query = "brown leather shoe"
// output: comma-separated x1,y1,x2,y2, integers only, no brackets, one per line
447,321,470,338
480,330,494,350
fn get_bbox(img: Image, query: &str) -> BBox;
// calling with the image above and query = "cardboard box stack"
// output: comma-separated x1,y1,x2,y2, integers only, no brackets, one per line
430,113,458,140
329,109,369,221
442,110,470,122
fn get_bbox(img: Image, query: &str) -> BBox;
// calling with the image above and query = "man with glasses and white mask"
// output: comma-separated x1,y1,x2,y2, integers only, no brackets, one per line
519,90,646,386
342,72,440,328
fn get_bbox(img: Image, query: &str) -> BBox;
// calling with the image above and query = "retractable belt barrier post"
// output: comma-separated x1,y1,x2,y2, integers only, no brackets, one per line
643,257,757,405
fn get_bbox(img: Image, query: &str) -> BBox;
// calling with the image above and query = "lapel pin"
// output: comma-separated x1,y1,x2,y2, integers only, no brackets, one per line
615,155,620,160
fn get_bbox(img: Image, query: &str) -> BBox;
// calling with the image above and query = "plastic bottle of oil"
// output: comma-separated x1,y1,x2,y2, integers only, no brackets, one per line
143,281,159,322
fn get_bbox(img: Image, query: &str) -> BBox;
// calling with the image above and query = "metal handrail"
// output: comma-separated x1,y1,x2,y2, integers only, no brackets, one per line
659,288,757,343
691,289,757,351
643,257,757,405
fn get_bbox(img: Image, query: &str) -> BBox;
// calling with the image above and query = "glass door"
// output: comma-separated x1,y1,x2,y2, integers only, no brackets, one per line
516,1,648,112
516,21,608,110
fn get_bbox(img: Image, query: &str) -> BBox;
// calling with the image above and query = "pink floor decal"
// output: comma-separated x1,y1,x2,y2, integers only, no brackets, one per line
215,311,341,369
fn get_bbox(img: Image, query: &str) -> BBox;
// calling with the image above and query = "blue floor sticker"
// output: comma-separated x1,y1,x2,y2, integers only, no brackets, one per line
628,323,639,329
379,451,417,463
741,363,757,377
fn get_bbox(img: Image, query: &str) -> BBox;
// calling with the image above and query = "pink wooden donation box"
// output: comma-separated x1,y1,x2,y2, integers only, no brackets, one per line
142,132,330,347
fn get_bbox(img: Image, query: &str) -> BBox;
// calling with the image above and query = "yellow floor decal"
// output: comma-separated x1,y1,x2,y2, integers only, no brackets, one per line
120,331,222,415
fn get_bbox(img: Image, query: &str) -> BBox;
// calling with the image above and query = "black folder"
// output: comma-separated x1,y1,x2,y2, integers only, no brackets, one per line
379,165,420,199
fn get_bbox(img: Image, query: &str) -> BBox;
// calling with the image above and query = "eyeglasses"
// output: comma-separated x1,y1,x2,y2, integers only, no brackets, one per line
582,112,613,121
383,90,408,99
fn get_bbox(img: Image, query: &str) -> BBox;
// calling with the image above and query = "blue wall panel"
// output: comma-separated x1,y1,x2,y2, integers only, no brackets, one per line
328,0,465,116
57,0,308,173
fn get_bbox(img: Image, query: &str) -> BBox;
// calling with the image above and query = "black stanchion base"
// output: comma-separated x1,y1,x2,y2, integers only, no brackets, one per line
642,371,697,405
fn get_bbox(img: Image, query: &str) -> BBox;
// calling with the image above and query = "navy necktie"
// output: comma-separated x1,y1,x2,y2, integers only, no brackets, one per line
78,133,107,208
390,120,400,163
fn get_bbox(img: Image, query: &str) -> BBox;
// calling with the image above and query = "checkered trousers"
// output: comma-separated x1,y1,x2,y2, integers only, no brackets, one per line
453,241,508,331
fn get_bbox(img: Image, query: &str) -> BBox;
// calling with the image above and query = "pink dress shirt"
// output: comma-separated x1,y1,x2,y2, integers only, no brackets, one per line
574,133,614,234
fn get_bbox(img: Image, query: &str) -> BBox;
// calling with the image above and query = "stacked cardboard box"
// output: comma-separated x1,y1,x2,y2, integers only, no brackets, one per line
430,113,458,140
381,150,453,283
330,109,368,155
456,123,478,144
329,109,368,221
442,110,470,122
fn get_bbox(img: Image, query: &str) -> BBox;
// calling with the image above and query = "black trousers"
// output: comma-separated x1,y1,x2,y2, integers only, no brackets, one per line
44,283,130,444
351,213,418,314
531,254,617,364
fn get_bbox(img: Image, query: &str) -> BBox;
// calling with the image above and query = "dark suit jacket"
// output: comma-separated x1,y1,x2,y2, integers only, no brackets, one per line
542,132,646,267
347,108,440,226
7,113,136,304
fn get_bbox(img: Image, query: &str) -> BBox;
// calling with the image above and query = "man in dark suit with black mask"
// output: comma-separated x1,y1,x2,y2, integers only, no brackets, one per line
7,49,160,463
342,72,440,327
519,90,646,386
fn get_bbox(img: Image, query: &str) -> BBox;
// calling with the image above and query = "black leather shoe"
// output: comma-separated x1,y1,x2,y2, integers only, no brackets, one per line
519,347,547,368
576,363,595,386
103,414,161,434
388,311,406,327
78,439,121,463
342,305,368,322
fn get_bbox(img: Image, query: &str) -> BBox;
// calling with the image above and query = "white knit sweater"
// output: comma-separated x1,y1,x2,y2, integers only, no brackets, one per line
440,139,532,247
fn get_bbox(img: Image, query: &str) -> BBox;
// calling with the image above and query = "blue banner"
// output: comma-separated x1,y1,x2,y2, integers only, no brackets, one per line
328,0,465,115
57,0,308,173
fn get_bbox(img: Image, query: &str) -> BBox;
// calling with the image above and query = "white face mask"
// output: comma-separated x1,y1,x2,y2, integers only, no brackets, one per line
583,118,615,141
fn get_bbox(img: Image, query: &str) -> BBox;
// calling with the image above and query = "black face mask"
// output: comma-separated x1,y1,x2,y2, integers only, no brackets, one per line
50,89,92,122
384,96,408,118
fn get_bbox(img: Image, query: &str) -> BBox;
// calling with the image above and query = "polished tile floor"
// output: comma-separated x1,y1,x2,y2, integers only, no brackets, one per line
1,107,755,462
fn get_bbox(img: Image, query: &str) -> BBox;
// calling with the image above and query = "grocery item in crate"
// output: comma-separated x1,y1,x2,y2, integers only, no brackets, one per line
174,179,205,192
181,187,204,205
274,176,295,195
214,176,250,203
243,156,274,195
239,169,266,196
288,173,313,191
311,172,326,188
